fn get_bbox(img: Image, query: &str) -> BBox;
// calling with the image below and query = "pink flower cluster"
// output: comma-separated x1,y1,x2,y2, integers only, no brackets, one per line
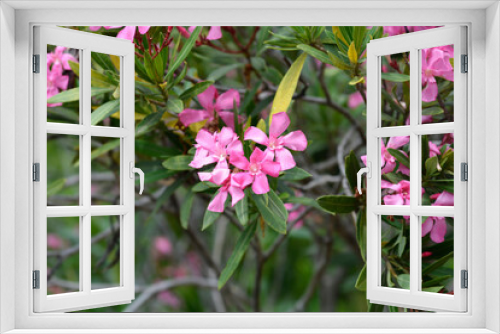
189,112,307,212
89,26,151,41
47,46,78,107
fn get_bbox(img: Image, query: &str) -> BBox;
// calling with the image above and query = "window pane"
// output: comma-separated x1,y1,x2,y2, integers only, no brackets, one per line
47,45,80,124
47,134,80,206
91,52,121,127
91,216,121,290
421,216,454,294
47,217,80,295
381,215,410,289
421,133,454,206
91,137,121,205
380,52,410,127
421,45,454,124
380,136,410,205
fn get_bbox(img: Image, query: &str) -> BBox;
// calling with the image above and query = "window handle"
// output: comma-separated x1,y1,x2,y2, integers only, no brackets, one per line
130,162,144,195
357,162,371,195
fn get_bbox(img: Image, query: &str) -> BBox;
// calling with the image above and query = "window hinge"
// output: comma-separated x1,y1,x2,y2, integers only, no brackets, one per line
33,54,40,73
461,54,468,73
33,270,40,289
461,270,468,289
461,162,468,181
33,163,40,182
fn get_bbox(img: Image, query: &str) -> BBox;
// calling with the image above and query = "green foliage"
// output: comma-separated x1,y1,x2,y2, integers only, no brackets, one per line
317,195,359,214
251,189,288,234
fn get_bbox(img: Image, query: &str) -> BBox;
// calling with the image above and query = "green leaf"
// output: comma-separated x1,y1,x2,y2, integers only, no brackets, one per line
135,111,165,137
397,274,410,289
89,138,120,161
367,302,385,312
235,192,249,225
47,178,66,197
143,169,176,184
422,107,444,116
387,148,410,168
166,26,202,79
90,100,120,125
356,208,367,261
381,72,410,82
192,181,219,193
136,140,181,158
218,222,257,289
47,87,114,104
422,251,454,275
345,150,361,193
296,44,332,65
207,63,244,82
280,167,312,181
327,51,352,70
317,195,358,214
166,98,184,114
270,52,308,120
180,191,195,229
425,156,440,177
179,81,214,101
355,264,367,291
423,286,444,293
286,196,322,210
422,275,452,288
251,189,288,234
162,155,194,171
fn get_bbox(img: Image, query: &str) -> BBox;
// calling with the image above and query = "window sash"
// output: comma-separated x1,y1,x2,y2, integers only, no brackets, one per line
366,26,467,312
33,26,136,313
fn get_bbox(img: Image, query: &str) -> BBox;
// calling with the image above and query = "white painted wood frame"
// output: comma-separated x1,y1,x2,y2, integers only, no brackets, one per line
366,26,467,312
32,26,135,313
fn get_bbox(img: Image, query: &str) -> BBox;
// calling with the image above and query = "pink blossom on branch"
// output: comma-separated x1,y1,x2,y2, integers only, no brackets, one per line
154,236,173,256
421,47,454,102
422,191,454,243
189,26,222,40
230,148,281,195
244,112,308,170
179,86,243,129
89,26,150,42
361,136,410,175
189,127,243,169
47,46,77,71
47,63,69,107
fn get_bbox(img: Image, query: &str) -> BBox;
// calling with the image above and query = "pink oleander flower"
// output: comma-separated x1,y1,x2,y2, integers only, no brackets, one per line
362,136,410,175
284,203,306,229
179,86,242,129
157,291,181,309
47,234,63,249
422,251,433,258
429,141,441,157
422,191,454,243
189,26,222,40
244,112,308,170
89,26,150,42
189,127,243,169
47,63,69,107
348,91,364,109
47,46,78,71
383,26,439,37
381,180,411,205
154,236,173,256
230,148,281,195
421,47,454,102
200,169,254,212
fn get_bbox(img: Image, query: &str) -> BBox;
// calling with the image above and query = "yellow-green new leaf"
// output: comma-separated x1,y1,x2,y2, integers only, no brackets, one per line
348,41,358,65
270,52,307,123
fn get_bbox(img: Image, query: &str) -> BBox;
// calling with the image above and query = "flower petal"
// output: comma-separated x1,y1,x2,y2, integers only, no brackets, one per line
228,186,245,206
219,127,236,147
229,154,250,171
281,130,308,151
430,217,447,243
207,190,228,212
194,129,216,152
433,191,454,206
117,26,137,42
269,112,290,138
138,26,151,35
383,194,405,205
197,85,217,112
207,26,223,40
261,161,281,177
249,147,266,164
252,174,270,194
422,217,434,237
387,136,410,149
179,108,211,127
244,127,269,146
215,89,240,111
231,172,253,188
422,79,438,102
226,139,244,157
211,168,231,185
217,111,244,130
274,148,296,171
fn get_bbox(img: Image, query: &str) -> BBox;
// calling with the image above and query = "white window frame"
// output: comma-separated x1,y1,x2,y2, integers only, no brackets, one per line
0,1,499,333
33,26,136,313
366,26,467,312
